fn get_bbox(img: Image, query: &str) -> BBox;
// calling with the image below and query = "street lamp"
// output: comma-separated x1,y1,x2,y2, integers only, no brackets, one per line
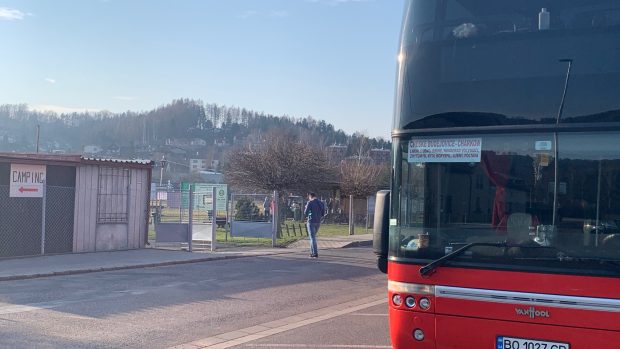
159,156,168,187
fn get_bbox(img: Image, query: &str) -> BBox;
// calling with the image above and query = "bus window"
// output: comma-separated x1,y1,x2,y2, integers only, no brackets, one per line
557,132,620,258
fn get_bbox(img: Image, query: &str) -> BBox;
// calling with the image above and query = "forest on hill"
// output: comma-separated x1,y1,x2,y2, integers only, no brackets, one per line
0,99,389,157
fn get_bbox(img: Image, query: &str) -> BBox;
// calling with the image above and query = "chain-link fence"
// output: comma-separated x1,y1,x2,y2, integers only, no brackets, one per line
45,185,75,254
0,184,75,258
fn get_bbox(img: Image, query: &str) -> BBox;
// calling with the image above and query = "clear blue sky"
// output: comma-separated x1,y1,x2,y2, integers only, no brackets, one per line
0,0,405,138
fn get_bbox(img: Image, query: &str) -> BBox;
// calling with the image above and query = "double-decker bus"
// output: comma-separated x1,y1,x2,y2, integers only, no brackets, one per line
373,1,620,348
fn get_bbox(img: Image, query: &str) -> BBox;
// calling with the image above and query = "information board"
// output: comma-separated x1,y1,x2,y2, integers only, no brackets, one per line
408,138,482,163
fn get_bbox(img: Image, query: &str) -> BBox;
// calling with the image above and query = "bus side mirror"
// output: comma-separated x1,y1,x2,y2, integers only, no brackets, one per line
373,190,390,274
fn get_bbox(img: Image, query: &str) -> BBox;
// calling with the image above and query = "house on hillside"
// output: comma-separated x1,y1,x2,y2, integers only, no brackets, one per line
190,158,207,173
370,148,390,164
326,144,347,164
190,138,207,147
83,145,103,155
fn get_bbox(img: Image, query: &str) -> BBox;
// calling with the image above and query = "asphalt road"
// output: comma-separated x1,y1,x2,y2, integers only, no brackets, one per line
0,247,391,349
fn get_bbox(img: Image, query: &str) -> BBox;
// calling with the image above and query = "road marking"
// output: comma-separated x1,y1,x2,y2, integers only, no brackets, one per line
348,313,388,317
0,301,63,315
244,345,392,348
169,293,387,349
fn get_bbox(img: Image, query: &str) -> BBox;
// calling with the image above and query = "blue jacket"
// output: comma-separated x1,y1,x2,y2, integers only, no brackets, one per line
304,199,325,223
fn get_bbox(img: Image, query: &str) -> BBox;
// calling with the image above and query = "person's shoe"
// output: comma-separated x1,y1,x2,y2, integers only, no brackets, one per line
311,254,318,258
309,254,316,258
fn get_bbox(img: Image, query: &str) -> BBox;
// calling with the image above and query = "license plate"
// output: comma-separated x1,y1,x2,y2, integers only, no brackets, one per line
497,336,570,349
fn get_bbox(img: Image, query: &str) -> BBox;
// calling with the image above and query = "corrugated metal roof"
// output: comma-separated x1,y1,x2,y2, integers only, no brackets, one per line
0,152,82,164
0,152,153,168
81,157,154,166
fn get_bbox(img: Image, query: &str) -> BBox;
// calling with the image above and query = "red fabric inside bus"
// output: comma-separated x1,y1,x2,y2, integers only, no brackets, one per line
481,152,511,229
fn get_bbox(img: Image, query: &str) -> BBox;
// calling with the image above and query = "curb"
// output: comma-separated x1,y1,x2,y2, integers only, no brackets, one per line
341,240,373,248
0,250,297,283
287,239,373,249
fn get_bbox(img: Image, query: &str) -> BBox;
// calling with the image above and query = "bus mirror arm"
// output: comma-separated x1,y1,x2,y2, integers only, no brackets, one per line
373,190,391,274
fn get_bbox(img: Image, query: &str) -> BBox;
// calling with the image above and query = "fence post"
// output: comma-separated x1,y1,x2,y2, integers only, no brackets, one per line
225,192,230,242
366,196,370,231
41,180,46,255
211,186,217,252
188,185,193,252
272,190,278,247
349,194,355,235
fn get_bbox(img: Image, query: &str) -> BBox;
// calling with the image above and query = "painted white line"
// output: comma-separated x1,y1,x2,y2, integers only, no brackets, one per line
171,294,387,349
0,301,63,315
244,345,392,348
348,313,388,317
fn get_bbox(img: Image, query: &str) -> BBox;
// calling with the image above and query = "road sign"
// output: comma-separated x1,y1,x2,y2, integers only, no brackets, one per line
10,164,47,198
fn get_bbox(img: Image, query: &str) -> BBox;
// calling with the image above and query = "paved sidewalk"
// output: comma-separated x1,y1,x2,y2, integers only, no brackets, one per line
286,233,373,249
0,248,296,282
0,234,374,282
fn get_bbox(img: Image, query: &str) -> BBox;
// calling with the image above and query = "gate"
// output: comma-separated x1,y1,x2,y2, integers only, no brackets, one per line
152,184,224,251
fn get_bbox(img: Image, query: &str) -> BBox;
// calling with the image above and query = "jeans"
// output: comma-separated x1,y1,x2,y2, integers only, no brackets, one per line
307,223,320,256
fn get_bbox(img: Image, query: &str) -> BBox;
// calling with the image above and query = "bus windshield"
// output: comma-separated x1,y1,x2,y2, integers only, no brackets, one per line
396,0,620,129
390,132,620,276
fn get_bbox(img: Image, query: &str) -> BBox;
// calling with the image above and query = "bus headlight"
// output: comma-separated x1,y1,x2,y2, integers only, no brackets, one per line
392,294,402,306
413,329,425,341
419,297,431,310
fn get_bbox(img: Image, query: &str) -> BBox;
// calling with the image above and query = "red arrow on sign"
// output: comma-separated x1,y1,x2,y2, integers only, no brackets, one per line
19,186,39,193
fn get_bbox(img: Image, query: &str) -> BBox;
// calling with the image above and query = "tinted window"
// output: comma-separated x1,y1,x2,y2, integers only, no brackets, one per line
396,0,620,129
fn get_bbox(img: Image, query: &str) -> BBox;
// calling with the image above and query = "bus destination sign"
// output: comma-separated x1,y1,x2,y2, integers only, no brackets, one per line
408,138,482,163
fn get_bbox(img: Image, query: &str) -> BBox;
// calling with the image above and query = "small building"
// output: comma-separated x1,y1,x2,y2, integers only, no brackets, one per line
370,148,391,164
0,153,153,258
190,158,207,173
83,144,103,155
326,144,348,164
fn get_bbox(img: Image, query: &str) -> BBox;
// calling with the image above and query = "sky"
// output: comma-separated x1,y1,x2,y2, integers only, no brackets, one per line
0,0,405,138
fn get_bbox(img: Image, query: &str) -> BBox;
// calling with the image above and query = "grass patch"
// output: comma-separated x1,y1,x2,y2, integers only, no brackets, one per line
149,221,367,248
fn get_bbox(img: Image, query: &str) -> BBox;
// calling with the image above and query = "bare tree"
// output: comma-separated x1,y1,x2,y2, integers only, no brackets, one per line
224,131,336,193
338,159,389,234
339,159,389,199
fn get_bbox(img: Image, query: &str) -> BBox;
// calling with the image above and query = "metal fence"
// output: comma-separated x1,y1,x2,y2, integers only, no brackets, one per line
0,184,75,258
319,196,375,230
148,187,378,250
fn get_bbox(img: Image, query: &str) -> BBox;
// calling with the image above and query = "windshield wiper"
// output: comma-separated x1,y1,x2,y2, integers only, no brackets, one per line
419,242,507,277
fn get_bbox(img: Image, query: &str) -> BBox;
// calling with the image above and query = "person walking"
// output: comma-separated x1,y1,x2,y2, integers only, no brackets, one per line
263,196,271,221
304,192,325,258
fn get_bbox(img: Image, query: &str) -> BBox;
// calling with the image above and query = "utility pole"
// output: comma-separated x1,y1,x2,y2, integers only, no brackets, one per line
36,125,40,153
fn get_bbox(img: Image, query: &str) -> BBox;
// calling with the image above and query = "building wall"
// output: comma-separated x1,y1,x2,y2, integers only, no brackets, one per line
73,165,149,252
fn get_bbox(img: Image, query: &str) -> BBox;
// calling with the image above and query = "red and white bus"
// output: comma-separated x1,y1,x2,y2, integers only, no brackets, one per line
374,1,620,348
